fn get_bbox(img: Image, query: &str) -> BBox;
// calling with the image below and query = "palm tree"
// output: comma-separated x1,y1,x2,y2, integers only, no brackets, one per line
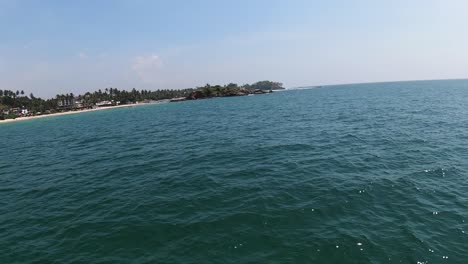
70,93,75,107
203,86,212,97
215,86,221,96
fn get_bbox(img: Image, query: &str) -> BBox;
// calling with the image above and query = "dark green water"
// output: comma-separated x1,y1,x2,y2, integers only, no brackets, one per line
1,80,468,263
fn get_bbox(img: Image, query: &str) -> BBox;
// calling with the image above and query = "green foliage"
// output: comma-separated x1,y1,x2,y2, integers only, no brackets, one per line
0,80,283,120
0,89,57,115
249,81,284,90
187,80,283,98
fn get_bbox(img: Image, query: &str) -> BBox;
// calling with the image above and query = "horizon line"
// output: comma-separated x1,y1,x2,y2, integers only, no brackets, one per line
291,77,468,89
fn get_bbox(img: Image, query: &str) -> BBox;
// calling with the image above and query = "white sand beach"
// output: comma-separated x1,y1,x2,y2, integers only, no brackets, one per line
0,102,160,125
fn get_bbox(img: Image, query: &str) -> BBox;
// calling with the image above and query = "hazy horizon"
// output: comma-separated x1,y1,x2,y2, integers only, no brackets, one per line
1,0,468,98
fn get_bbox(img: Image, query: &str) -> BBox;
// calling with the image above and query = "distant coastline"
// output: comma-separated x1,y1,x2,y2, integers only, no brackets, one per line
0,81,284,124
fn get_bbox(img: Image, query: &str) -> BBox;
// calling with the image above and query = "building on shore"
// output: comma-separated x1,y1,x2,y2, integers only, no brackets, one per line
57,98,75,108
74,99,84,108
95,100,117,107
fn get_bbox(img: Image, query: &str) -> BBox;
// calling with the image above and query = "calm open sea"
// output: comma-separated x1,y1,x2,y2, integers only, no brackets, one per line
1,80,468,263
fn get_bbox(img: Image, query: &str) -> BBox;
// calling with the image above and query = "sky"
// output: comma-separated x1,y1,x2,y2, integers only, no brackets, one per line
1,0,468,98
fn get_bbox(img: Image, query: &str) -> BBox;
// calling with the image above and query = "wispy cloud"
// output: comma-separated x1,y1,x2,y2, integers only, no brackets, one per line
78,52,88,59
131,54,163,83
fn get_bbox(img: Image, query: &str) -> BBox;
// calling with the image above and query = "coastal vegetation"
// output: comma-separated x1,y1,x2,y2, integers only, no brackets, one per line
0,81,283,120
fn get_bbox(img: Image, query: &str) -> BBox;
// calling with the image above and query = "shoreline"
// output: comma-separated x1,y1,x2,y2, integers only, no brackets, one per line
0,102,162,125
0,89,282,125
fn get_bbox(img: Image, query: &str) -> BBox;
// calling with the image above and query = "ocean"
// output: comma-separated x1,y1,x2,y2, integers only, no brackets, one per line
1,80,468,263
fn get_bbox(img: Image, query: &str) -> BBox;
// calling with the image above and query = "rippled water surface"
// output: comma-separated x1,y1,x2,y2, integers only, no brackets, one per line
1,80,468,263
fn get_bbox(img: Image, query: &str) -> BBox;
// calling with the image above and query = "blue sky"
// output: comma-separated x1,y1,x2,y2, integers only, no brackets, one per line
1,0,468,97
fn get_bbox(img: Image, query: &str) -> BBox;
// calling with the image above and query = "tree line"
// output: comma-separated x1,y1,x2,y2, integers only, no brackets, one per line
0,81,283,120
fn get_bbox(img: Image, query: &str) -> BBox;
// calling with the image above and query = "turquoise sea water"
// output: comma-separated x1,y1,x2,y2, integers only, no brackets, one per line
1,80,468,263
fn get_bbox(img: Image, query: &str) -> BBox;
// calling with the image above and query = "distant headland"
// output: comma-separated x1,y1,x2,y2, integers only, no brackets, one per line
0,81,284,123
